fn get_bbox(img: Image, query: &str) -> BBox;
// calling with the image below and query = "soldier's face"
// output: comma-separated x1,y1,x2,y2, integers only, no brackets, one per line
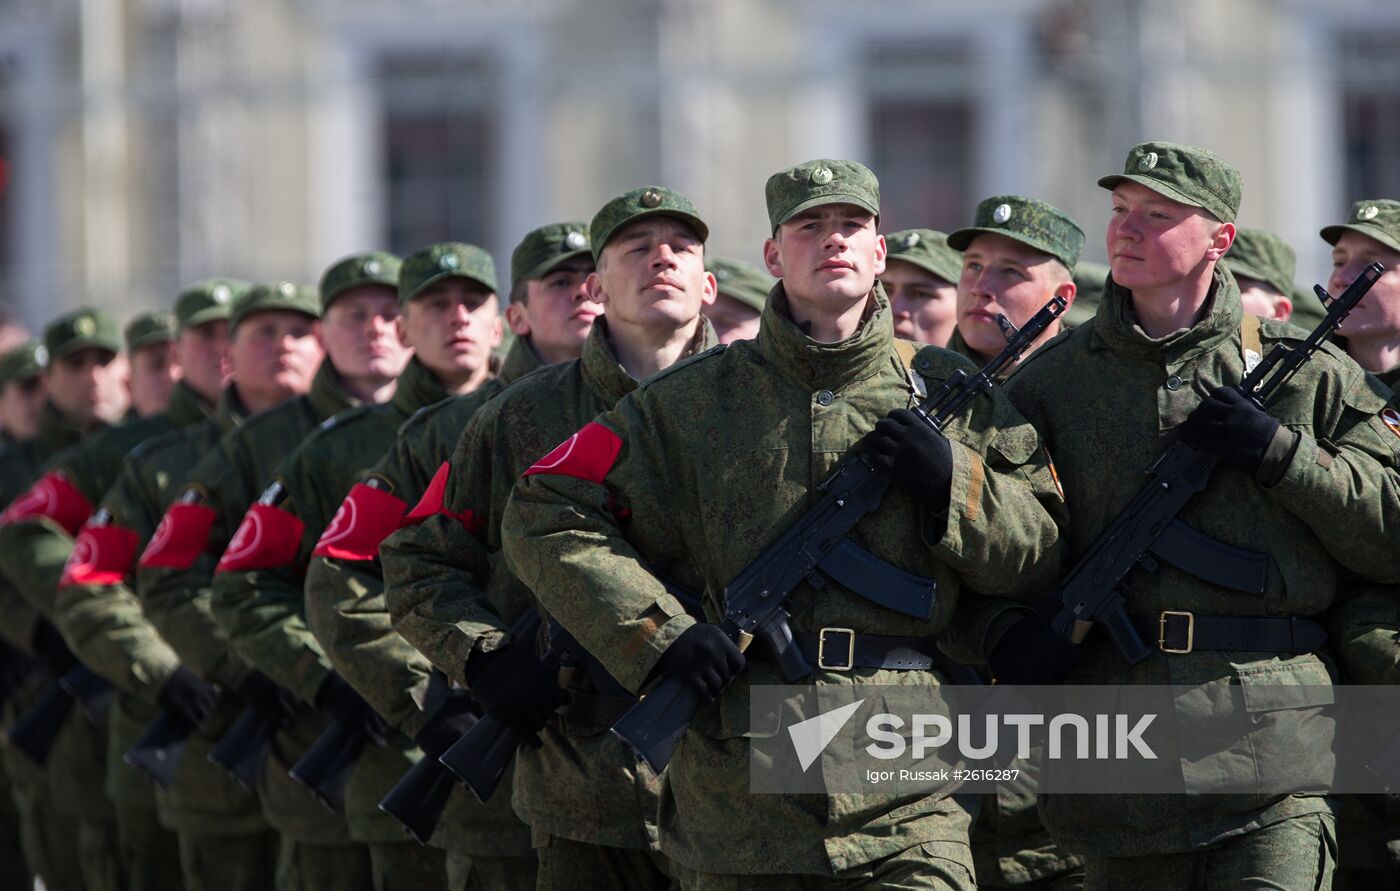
881,259,957,347
1237,278,1292,322
512,259,599,359
0,376,44,440
400,278,503,385
1330,230,1400,339
703,293,762,344
128,341,180,418
1107,182,1233,292
177,320,230,405
227,310,322,404
590,218,714,330
45,347,129,426
765,205,886,307
320,286,409,384
957,234,1073,359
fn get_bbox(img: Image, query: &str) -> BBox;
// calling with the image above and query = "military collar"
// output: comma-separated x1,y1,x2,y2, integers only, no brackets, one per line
584,315,717,404
756,281,895,390
309,359,359,422
217,384,249,433
391,356,453,418
1376,363,1400,396
166,379,214,429
35,399,91,455
498,336,545,386
1091,264,1242,366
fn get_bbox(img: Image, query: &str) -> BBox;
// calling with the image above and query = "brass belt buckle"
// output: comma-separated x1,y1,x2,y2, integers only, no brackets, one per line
1158,610,1195,654
817,627,856,671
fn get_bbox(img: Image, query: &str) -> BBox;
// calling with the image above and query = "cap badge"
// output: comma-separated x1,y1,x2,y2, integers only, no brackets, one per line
810,166,833,186
74,316,95,336
641,189,663,208
714,267,730,281
565,231,587,250
33,345,48,367
901,232,920,249
440,253,460,271
364,259,381,275
1359,205,1380,222
1139,151,1159,171
278,282,296,297
992,204,1012,225
212,285,230,304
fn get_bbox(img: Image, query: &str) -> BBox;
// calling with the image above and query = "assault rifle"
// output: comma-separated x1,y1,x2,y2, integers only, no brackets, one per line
612,296,1069,771
1045,263,1383,663
3,665,112,765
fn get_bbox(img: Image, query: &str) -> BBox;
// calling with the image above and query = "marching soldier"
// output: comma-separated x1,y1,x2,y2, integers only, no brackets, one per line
499,161,1067,889
0,341,45,443
1224,228,1298,322
1323,199,1400,392
880,228,963,347
1004,141,1400,888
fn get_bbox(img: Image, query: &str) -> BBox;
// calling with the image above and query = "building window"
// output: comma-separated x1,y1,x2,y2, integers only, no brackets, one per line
864,39,974,234
1338,30,1400,201
378,52,496,256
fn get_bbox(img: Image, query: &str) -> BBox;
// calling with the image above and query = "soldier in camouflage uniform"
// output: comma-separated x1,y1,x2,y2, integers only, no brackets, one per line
1323,200,1400,392
125,312,182,417
138,266,402,891
880,228,963,347
498,161,1067,889
1004,141,1400,889
703,256,769,343
0,308,129,891
308,223,597,891
212,242,505,889
944,196,1082,370
1222,228,1298,323
1064,261,1109,329
48,280,288,891
383,191,721,890
0,340,45,442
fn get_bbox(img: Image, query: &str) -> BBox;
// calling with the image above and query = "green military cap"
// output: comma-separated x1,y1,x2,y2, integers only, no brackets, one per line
1225,229,1297,297
1098,141,1242,223
1065,260,1110,328
884,229,963,286
399,242,498,304
706,257,774,312
511,222,591,288
320,251,402,310
765,159,879,232
44,307,122,360
589,187,709,262
230,281,321,331
124,312,177,351
1289,282,1327,333
175,278,251,331
0,340,45,385
1320,199,1400,254
947,195,1085,270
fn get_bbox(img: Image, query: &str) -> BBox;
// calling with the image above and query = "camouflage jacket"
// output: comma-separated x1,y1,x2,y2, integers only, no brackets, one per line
304,338,542,857
210,357,455,844
139,360,357,843
1004,265,1400,856
500,285,1065,875
384,318,717,852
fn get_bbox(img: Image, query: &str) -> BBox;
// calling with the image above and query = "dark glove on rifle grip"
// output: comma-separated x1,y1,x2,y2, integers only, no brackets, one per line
1179,385,1281,477
864,408,955,511
649,623,746,703
157,665,219,727
413,695,478,759
987,616,1081,685
462,645,569,749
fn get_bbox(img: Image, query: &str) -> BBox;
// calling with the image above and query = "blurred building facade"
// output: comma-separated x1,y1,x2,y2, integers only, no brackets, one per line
0,0,1396,329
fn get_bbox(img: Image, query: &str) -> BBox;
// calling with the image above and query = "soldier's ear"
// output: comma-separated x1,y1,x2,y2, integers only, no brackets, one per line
584,271,608,306
872,233,888,276
1205,221,1236,261
394,315,409,349
1054,279,1077,311
504,302,531,337
763,237,784,278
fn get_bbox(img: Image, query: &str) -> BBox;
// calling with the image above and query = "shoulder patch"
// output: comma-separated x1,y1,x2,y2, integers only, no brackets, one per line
312,482,409,561
0,470,94,534
61,521,139,587
522,421,623,485
215,503,304,573
636,343,727,390
139,501,217,569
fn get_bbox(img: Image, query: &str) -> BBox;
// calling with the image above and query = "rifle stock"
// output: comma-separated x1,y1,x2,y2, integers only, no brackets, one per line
288,719,367,813
378,753,457,844
208,705,277,792
2,680,73,765
124,708,193,789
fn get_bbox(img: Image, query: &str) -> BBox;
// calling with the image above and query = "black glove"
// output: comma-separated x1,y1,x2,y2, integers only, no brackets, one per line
156,665,219,727
315,673,388,744
1179,386,1281,477
413,694,479,759
31,620,77,677
462,645,568,749
987,615,1081,685
863,408,954,510
235,669,299,728
649,623,746,704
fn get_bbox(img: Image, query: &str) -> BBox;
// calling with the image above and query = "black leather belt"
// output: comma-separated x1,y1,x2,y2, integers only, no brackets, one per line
1130,611,1327,655
793,629,938,672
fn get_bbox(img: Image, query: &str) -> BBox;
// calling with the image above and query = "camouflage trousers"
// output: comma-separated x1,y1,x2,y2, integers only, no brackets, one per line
176,828,279,891
678,839,975,890
534,831,674,891
0,756,32,890
8,765,78,891
1081,812,1337,891
445,850,539,891
275,837,374,891
115,801,183,891
368,840,447,890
